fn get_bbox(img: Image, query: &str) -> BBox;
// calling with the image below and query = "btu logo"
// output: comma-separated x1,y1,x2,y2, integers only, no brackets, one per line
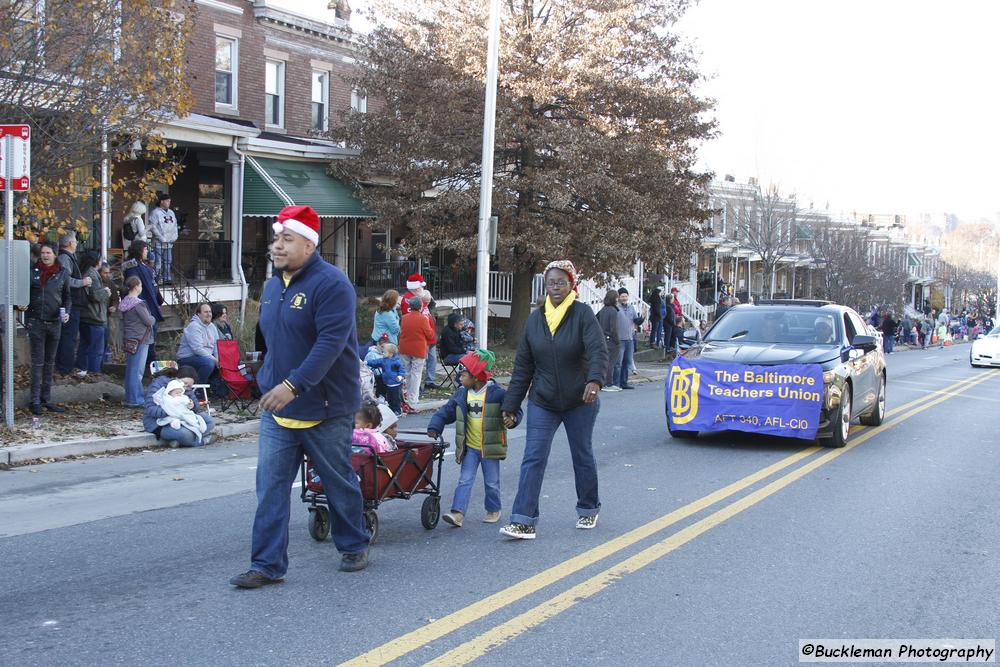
670,367,701,425
289,293,307,310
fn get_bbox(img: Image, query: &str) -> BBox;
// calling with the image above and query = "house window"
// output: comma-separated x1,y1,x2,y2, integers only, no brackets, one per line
265,59,285,127
311,70,329,131
351,89,367,114
215,36,237,107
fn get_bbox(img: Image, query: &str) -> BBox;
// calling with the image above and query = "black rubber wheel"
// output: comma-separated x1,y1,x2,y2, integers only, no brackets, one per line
421,495,441,530
860,374,886,426
364,509,379,545
825,384,852,448
308,506,330,542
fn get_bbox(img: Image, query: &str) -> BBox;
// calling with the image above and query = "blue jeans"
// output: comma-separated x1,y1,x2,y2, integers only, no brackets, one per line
153,243,173,282
617,339,634,388
883,335,894,353
160,413,215,447
177,354,215,385
451,446,501,515
424,345,437,386
251,412,369,578
510,400,601,527
650,319,663,347
55,308,81,374
75,321,106,373
124,345,150,406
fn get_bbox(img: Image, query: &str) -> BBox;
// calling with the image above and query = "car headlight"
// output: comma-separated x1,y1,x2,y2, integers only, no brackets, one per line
823,370,835,384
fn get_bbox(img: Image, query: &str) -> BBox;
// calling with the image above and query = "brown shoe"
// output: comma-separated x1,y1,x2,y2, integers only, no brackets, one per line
483,511,501,523
442,511,464,527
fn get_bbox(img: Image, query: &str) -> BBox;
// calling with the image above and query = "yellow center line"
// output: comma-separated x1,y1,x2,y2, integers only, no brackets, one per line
422,369,999,666
339,370,994,667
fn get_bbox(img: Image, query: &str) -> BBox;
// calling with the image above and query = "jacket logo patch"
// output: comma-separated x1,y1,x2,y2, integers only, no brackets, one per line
289,293,307,310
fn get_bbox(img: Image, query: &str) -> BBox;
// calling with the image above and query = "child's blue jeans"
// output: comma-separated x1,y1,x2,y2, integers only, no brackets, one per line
451,446,501,515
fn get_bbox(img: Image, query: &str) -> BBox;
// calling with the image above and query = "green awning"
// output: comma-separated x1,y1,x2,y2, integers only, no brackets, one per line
243,156,374,218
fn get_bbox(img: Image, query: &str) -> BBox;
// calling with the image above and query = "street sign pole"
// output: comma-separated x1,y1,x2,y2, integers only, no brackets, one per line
474,0,502,350
4,186,13,428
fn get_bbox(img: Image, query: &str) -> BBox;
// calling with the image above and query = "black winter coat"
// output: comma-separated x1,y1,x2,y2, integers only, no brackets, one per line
502,300,608,414
439,325,466,358
27,265,72,322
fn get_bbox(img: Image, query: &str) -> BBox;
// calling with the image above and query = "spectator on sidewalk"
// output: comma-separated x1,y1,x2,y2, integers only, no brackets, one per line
615,288,639,390
596,290,621,392
119,276,156,408
75,250,111,377
143,365,215,447
398,295,436,409
370,289,400,345
230,204,370,588
212,303,233,340
420,291,438,390
880,312,897,354
148,192,178,284
99,261,120,366
648,287,664,349
400,273,425,315
439,312,467,365
25,242,71,415
176,302,220,385
54,232,92,375
121,201,148,252
122,240,164,363
499,260,607,540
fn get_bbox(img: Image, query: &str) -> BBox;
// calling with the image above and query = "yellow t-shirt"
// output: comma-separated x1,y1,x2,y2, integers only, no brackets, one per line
274,272,321,429
464,385,487,450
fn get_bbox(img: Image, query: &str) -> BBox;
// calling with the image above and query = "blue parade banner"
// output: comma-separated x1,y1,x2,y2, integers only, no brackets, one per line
666,356,825,440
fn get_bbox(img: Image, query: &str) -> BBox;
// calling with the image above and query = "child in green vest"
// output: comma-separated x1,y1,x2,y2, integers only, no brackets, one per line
427,349,522,527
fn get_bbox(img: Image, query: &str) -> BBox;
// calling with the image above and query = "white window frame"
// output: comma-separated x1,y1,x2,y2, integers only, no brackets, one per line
311,70,329,132
351,89,367,114
214,35,238,111
265,59,285,128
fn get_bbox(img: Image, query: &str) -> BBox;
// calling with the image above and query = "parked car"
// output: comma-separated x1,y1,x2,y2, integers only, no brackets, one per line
666,299,887,447
970,326,1000,367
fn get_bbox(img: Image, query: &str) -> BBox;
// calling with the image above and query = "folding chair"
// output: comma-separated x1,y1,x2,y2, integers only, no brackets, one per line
216,339,260,414
436,347,460,389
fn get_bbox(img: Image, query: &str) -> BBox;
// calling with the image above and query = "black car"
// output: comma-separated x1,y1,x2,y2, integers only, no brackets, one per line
668,299,887,447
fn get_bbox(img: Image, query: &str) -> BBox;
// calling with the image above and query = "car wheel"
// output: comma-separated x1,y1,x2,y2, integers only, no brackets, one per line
859,374,885,426
825,384,852,448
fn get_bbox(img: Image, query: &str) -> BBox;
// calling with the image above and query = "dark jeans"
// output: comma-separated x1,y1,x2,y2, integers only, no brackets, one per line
251,412,370,578
75,321,106,373
28,319,61,405
55,308,80,374
375,377,402,413
443,353,464,365
177,354,215,385
616,339,634,388
649,319,663,347
510,399,601,527
604,340,620,387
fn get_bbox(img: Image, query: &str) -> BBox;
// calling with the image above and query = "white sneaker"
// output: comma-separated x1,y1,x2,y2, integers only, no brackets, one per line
601,385,622,392
576,515,598,530
74,370,88,378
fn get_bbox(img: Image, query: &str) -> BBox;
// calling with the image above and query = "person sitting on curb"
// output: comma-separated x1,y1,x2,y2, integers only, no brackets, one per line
427,349,522,528
143,365,216,447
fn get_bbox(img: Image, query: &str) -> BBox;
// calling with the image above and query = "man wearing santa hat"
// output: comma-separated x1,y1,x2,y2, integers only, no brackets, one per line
400,273,425,315
230,205,370,589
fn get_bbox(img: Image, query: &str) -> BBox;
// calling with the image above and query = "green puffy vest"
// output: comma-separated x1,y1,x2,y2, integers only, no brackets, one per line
454,400,507,460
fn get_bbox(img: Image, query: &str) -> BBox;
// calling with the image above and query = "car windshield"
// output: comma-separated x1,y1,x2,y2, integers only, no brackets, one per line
706,309,841,345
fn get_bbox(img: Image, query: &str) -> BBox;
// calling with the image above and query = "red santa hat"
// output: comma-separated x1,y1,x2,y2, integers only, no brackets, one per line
406,273,426,291
272,205,320,245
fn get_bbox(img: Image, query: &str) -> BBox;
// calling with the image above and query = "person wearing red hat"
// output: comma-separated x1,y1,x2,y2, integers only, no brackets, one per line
400,273,426,315
230,204,370,589
427,349,521,527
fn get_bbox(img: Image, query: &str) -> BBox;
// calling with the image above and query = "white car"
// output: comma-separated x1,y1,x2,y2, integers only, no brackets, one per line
970,326,1000,367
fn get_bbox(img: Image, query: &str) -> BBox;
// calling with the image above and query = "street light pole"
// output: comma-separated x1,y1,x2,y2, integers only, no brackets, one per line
474,0,501,350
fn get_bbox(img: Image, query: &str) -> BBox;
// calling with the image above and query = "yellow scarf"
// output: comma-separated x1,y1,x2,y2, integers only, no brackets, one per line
544,290,576,335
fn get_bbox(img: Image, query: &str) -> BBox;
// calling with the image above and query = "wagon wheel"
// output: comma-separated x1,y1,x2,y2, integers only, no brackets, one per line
365,510,379,545
421,495,441,530
308,506,330,542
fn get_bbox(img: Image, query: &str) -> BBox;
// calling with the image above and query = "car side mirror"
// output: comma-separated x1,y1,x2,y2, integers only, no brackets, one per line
851,334,877,352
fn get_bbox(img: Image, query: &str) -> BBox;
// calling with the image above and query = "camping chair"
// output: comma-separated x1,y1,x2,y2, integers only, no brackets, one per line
436,346,460,389
149,360,212,412
216,339,260,415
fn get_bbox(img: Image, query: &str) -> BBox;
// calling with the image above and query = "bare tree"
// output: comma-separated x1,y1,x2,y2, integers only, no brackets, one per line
807,221,907,312
735,184,797,299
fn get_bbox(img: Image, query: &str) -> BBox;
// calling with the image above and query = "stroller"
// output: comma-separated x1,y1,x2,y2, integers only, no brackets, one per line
301,430,447,544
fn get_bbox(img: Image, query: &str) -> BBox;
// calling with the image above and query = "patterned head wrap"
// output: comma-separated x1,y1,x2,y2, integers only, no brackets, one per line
543,260,578,289
458,349,496,382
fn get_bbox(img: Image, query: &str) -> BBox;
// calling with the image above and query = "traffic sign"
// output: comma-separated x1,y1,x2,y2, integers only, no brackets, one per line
0,124,30,191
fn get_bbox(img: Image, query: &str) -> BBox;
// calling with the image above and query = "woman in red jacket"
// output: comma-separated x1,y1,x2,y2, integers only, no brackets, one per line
398,295,436,409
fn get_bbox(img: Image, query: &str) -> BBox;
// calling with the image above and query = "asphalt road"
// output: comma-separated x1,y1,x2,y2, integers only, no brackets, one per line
1,345,998,666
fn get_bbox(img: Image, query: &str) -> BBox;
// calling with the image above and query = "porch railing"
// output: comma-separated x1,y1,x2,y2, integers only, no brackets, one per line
170,240,233,283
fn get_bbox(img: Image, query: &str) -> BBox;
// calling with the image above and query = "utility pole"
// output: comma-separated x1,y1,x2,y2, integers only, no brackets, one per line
474,0,501,349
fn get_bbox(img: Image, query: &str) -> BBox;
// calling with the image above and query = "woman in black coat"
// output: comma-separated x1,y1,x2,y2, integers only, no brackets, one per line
499,260,608,540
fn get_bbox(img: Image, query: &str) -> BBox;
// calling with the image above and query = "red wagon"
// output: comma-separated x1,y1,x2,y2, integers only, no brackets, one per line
300,431,447,544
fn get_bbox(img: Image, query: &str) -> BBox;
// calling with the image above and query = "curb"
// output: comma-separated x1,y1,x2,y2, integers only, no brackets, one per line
0,419,261,466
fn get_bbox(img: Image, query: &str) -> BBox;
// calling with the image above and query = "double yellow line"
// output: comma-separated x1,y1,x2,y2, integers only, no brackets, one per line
342,370,999,667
